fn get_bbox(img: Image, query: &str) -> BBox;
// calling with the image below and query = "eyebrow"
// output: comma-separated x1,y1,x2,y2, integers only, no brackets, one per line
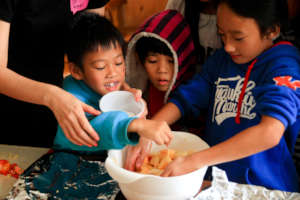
217,25,244,35
90,54,123,65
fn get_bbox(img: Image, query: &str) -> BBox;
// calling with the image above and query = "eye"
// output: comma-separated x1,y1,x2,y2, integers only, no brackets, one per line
96,65,105,70
168,58,174,64
234,37,244,41
146,57,157,64
115,61,123,66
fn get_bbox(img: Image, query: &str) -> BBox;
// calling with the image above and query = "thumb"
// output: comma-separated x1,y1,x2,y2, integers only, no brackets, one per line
81,102,101,116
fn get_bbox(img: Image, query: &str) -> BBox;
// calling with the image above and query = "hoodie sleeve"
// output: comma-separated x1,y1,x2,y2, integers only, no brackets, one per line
53,111,139,152
253,52,300,127
169,74,210,117
254,64,300,128
169,50,223,117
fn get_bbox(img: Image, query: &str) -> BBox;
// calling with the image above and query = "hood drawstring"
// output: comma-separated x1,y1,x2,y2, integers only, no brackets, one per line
235,59,258,124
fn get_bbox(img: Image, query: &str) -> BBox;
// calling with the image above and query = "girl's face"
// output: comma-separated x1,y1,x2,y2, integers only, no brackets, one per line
217,3,274,64
79,44,125,95
144,53,174,92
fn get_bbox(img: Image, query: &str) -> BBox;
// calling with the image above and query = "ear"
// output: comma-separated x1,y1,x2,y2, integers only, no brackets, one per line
68,62,84,80
266,25,281,40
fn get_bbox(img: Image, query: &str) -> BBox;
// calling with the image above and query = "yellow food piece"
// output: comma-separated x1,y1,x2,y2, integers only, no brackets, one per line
137,149,194,176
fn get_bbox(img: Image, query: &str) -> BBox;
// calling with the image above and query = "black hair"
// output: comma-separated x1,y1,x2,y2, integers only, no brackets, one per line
66,12,126,69
218,0,289,36
135,37,173,65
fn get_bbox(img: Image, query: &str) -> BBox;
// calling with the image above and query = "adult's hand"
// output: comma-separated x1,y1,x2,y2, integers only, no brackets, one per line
124,137,152,171
46,86,101,147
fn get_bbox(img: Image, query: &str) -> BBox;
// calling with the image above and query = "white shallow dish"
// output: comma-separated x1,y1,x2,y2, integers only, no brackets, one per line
105,131,210,200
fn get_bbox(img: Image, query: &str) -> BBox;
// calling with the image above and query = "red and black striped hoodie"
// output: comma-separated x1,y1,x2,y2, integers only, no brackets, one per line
126,9,197,118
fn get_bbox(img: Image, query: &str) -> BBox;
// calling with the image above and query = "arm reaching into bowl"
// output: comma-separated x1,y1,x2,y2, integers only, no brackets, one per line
124,103,181,171
128,118,173,145
54,109,173,152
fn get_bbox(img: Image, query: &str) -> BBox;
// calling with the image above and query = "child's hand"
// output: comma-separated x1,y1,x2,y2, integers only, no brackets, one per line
122,82,148,118
124,137,152,171
122,82,142,101
160,154,198,177
129,119,173,146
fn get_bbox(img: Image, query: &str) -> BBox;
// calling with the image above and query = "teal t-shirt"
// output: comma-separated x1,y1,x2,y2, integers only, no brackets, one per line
53,75,139,153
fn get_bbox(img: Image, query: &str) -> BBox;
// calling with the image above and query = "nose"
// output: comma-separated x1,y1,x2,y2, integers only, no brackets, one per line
157,60,170,73
106,64,117,78
223,39,236,54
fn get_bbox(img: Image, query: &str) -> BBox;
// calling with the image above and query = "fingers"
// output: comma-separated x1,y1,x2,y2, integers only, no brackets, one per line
124,146,140,171
77,115,99,146
82,102,101,116
58,105,99,147
136,140,152,170
160,169,171,177
134,89,142,102
60,121,86,146
66,113,99,147
153,122,173,146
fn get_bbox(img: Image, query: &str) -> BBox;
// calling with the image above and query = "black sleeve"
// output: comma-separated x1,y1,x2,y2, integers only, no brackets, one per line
87,0,110,9
0,0,16,23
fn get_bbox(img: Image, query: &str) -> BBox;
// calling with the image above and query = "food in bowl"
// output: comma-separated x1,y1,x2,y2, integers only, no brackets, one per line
105,131,210,200
137,149,194,176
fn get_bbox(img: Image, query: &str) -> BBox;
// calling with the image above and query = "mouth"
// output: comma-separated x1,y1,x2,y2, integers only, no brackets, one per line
230,54,241,59
158,79,170,86
104,81,120,91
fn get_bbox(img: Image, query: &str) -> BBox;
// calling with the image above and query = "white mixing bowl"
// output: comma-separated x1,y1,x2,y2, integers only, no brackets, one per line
105,131,210,200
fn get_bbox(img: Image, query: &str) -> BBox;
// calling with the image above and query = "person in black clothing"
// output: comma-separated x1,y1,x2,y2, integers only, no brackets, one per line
0,0,109,147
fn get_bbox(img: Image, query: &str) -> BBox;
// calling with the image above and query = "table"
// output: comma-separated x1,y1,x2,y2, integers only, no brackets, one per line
0,144,49,199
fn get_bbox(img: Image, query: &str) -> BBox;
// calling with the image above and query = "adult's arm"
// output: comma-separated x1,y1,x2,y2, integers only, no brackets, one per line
0,20,100,147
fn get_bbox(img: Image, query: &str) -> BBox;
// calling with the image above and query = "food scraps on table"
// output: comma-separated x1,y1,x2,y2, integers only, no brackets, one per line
0,159,24,178
137,149,194,176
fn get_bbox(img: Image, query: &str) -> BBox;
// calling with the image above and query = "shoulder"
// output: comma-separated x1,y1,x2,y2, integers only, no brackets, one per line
264,44,300,77
63,75,88,102
165,0,185,15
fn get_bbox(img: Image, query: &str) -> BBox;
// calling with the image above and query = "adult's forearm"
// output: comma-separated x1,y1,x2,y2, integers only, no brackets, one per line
0,67,59,108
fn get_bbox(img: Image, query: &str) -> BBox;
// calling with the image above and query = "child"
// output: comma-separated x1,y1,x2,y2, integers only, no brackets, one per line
21,12,172,199
52,12,172,153
150,0,300,192
126,9,200,131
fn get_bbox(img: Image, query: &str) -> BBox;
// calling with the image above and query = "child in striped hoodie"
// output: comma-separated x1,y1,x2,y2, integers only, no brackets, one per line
124,9,204,171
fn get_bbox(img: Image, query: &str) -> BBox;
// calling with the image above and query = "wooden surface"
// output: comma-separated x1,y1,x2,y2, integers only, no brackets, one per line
0,145,49,199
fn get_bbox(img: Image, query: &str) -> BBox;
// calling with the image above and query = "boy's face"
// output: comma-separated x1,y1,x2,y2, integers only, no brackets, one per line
80,44,125,95
144,53,174,92
217,3,275,64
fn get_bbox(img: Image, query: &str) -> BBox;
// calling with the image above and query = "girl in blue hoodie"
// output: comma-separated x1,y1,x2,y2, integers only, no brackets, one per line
149,0,300,192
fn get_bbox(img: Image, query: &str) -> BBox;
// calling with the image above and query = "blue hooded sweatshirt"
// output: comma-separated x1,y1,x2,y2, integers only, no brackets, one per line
170,42,300,192
53,76,139,153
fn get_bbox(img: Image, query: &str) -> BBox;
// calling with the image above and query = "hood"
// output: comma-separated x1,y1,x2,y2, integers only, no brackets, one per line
126,9,197,102
235,41,300,124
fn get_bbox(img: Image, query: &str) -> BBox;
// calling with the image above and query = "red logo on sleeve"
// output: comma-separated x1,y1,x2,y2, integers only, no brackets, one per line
273,76,300,90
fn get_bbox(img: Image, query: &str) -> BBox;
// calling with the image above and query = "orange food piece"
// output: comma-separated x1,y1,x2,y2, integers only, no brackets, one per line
137,149,194,176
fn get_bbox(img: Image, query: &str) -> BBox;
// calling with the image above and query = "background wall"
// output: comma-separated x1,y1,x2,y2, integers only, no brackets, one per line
105,0,168,41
